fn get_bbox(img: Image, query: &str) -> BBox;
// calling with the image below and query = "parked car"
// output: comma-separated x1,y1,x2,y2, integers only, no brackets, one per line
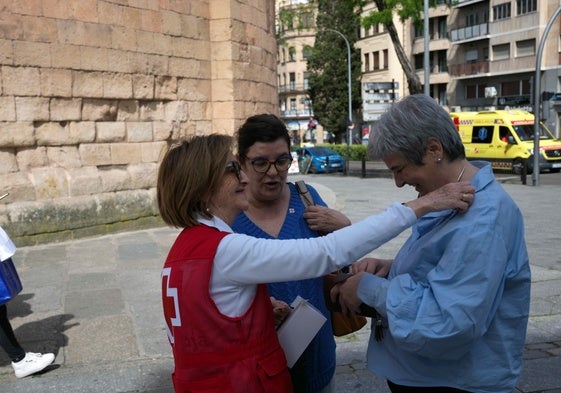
296,146,345,174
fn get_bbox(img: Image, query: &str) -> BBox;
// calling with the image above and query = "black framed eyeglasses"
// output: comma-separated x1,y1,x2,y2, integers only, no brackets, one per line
248,154,292,173
225,161,242,180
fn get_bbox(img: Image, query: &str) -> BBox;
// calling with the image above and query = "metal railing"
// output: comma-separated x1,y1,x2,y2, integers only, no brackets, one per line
450,23,489,42
449,61,489,76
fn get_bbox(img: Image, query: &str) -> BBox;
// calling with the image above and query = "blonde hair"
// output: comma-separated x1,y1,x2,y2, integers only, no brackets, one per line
157,134,233,228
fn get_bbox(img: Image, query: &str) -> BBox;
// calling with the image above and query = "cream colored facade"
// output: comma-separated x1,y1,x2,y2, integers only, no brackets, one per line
276,0,318,143
277,0,561,138
0,1,279,245
448,0,561,137
356,2,407,129
413,3,452,106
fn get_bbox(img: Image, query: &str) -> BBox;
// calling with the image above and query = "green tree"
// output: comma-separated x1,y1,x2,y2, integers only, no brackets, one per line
363,0,445,95
307,0,363,143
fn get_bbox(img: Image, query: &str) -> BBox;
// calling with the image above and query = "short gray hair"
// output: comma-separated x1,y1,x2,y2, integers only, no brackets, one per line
368,94,465,165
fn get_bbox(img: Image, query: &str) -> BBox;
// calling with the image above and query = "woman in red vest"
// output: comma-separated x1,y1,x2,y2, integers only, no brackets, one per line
156,134,473,393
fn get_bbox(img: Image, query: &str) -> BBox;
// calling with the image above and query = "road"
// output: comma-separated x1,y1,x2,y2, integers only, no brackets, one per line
345,160,561,186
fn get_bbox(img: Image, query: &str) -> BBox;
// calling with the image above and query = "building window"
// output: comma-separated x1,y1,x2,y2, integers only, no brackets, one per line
290,98,296,112
414,23,423,38
501,80,520,96
383,49,388,69
478,84,486,98
289,72,296,90
414,54,424,70
492,43,510,60
288,47,296,61
438,50,448,73
516,39,535,57
465,13,478,27
303,45,312,60
516,0,537,15
465,84,487,99
466,49,478,62
466,84,477,99
438,84,447,105
301,11,315,28
522,79,531,95
304,72,310,89
438,17,447,39
373,51,380,70
493,3,511,21
364,53,370,72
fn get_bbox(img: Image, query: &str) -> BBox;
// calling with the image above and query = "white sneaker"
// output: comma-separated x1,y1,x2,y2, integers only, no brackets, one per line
12,352,55,378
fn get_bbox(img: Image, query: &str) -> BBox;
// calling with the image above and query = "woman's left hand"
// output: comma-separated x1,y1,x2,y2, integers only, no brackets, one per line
303,205,351,233
270,297,291,328
330,272,366,315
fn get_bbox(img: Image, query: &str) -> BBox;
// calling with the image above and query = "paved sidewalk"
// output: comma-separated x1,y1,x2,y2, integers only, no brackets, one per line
0,174,560,392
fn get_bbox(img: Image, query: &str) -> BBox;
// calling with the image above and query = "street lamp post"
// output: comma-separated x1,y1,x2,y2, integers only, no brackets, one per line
532,5,561,186
423,0,430,96
324,28,352,145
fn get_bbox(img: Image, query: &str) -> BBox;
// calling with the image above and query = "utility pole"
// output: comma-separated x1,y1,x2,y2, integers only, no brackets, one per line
423,0,430,96
532,5,561,186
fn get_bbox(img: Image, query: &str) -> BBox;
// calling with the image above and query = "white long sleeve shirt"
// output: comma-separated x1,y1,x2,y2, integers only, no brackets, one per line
198,202,416,317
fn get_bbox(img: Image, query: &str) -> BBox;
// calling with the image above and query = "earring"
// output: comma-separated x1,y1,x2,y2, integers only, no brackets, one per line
436,157,442,163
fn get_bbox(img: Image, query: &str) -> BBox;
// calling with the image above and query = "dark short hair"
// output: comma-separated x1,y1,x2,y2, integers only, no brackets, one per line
236,114,291,161
368,94,465,165
157,134,233,228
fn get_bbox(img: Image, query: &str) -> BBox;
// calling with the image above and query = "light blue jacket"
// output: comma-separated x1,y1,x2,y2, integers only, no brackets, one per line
359,161,531,393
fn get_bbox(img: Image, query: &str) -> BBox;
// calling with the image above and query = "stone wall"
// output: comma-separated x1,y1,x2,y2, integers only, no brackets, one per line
0,1,278,246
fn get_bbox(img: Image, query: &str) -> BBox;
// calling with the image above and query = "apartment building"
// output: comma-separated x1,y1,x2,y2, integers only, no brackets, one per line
355,1,406,134
448,0,561,137
412,2,452,106
277,0,561,139
276,0,317,143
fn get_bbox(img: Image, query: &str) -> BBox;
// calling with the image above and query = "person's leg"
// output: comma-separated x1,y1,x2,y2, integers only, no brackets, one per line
0,304,25,362
387,380,472,393
0,303,55,377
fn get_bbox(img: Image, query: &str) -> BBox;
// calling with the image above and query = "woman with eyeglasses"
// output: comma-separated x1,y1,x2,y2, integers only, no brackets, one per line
232,114,352,393
157,133,474,393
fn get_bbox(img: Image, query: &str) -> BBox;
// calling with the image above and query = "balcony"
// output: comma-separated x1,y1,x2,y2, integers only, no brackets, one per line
450,23,489,43
280,109,313,118
278,83,309,94
449,61,489,77
452,0,487,7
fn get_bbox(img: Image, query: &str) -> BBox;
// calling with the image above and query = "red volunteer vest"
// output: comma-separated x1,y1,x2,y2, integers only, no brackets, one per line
161,224,292,393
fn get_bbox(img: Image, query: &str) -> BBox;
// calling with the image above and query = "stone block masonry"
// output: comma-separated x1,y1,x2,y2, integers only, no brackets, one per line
0,1,278,246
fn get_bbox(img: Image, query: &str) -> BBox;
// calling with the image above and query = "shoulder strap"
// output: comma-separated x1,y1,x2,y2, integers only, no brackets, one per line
295,180,315,207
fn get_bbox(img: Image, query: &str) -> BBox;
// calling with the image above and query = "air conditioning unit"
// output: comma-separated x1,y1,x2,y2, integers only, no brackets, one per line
485,87,497,98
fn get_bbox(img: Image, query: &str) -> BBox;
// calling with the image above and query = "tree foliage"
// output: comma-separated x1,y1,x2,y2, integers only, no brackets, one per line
362,0,445,95
277,3,316,44
307,0,363,142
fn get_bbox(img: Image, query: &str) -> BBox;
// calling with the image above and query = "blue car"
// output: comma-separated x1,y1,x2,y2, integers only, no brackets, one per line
296,146,345,174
